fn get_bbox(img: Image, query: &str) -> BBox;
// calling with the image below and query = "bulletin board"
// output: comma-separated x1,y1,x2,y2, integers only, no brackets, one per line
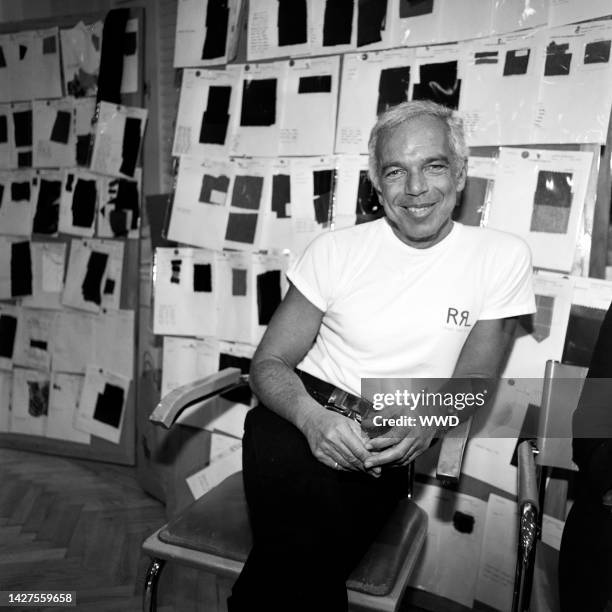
0,8,145,465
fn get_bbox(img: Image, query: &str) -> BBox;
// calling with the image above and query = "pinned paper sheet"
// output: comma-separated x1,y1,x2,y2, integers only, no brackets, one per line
173,66,241,158
10,367,49,437
0,35,14,104
21,242,66,311
153,247,218,337
47,372,90,444
174,0,243,68
486,147,593,272
0,370,11,431
533,21,612,144
168,155,234,250
408,483,487,609
289,156,335,256
335,48,415,155
474,494,518,612
490,0,548,35
389,0,442,47
460,30,544,146
252,252,288,342
32,98,76,168
89,101,148,179
0,169,34,236
59,169,100,237
161,336,220,398
0,303,19,370
548,0,612,28
186,443,242,500
453,156,497,226
230,61,287,157
74,364,130,444
13,307,56,371
62,238,124,313
280,55,339,156
32,170,64,236
259,157,293,251
120,18,139,95
74,97,96,166
437,0,493,43
97,171,141,239
0,103,16,168
11,102,33,169
0,237,33,300
60,20,102,97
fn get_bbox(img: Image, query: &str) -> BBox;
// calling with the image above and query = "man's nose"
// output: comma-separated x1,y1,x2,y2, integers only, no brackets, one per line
404,170,427,196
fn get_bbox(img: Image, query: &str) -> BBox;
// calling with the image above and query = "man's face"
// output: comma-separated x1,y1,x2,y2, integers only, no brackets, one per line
375,115,466,249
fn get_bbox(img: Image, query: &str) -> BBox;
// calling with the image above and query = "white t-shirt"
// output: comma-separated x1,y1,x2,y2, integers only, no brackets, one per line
287,219,536,396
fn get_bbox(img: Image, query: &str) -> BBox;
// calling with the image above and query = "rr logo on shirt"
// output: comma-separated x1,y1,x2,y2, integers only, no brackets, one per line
446,307,472,327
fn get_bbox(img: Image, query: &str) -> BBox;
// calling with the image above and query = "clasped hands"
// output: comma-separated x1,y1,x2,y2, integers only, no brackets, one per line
302,408,437,477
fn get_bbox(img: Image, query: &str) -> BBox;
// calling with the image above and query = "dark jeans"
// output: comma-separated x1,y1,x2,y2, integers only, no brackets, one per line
227,404,409,612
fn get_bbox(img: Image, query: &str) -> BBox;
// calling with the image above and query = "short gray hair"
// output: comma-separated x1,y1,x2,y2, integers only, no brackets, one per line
367,100,469,189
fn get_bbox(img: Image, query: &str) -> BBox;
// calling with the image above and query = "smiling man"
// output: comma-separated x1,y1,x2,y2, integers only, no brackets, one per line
228,100,536,612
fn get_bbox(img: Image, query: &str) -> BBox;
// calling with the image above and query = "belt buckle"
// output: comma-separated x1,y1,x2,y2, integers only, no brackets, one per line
326,388,363,424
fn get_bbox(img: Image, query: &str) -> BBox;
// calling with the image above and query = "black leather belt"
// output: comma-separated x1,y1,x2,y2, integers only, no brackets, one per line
296,369,372,424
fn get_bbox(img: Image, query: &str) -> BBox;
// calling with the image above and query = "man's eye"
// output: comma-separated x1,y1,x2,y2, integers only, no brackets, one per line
384,168,402,178
425,164,448,173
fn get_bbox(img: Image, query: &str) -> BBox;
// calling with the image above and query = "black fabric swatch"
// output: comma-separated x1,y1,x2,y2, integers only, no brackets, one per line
232,268,247,296
298,75,332,93
71,179,97,228
0,46,6,68
218,352,251,405
93,383,125,428
200,174,230,203
0,115,7,143
27,381,48,417
475,51,498,65
356,170,382,223
108,209,128,236
11,241,32,298
19,45,27,60
76,134,92,166
30,339,47,351
271,174,290,218
123,31,137,56
103,278,115,295
17,151,32,168
32,178,61,235
399,0,433,18
240,78,277,126
200,85,231,144
278,0,307,46
503,49,530,76
256,270,281,325
225,212,257,244
357,0,386,47
11,181,30,202
82,251,109,305
323,0,354,46
231,175,263,210
412,61,461,109
377,66,411,114
108,178,140,230
313,169,333,224
13,110,32,147
42,35,57,54
119,116,141,177
0,184,3,205
584,40,611,65
97,8,129,104
0,314,17,359
202,0,229,59
544,41,572,77
170,259,182,284
50,110,72,144
193,263,212,292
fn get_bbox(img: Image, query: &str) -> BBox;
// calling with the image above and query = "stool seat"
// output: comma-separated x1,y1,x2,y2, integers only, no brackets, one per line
156,472,427,597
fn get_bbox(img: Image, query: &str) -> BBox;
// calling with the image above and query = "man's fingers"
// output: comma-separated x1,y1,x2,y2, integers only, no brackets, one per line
364,437,416,468
367,436,398,451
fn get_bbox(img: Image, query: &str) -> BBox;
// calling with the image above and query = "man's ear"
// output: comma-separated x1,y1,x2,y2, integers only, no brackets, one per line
455,161,467,192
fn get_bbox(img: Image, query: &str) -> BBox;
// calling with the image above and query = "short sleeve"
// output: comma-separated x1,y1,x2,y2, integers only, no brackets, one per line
479,234,536,320
286,233,337,312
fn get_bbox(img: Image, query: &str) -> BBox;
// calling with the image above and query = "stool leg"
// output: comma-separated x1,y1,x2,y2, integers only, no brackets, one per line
143,558,165,612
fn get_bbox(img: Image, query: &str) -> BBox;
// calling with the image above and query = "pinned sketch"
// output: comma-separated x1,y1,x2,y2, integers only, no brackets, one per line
408,483,487,609
310,0,356,54
230,60,287,157
290,156,335,256
533,21,612,144
173,65,241,158
334,155,383,229
0,103,16,168
74,97,96,166
32,98,76,168
153,247,218,337
21,242,66,310
453,156,497,226
474,494,518,611
59,169,100,237
280,55,339,156
60,20,102,97
260,157,294,251
13,308,56,371
0,238,33,300
335,48,415,155
0,304,19,370
74,365,130,444
161,336,220,398
486,147,593,272
0,169,34,236
252,252,288,342
89,102,148,179
168,155,234,250
174,0,243,67
0,370,11,431
97,171,141,238
0,34,14,103
11,367,49,437
389,0,442,47
47,372,90,444
31,170,63,236
460,30,544,146
11,102,33,168
62,238,124,313
247,0,311,61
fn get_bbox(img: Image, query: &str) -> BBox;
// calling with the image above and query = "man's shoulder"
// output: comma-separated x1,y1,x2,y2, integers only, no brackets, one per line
456,224,530,257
